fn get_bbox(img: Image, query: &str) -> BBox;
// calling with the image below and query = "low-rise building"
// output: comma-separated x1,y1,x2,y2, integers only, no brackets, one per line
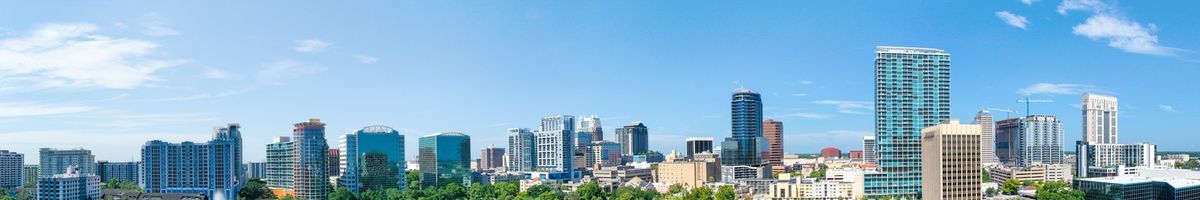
1073,168,1200,200
768,178,855,199
37,167,101,200
593,166,652,187
989,164,1072,184
655,160,720,188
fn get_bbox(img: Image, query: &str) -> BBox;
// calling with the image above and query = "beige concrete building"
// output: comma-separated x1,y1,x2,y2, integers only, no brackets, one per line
1082,93,1119,144
655,160,720,188
768,178,855,199
920,119,982,200
989,164,1073,184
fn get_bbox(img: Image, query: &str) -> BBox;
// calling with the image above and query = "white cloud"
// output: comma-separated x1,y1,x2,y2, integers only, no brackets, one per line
140,13,179,37
201,67,241,80
813,100,871,114
995,11,1030,29
1057,0,1111,15
256,59,326,85
1073,14,1175,56
1020,0,1039,5
153,89,246,101
1159,105,1178,112
800,80,813,85
0,102,93,117
294,39,332,52
353,54,378,64
791,93,808,97
1018,83,1102,96
0,23,183,90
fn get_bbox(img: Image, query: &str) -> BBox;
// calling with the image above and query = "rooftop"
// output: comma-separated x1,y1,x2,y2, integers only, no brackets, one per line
875,46,948,55
1078,169,1200,189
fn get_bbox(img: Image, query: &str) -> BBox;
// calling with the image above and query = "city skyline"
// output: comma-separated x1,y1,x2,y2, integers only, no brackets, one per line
3,1,1200,165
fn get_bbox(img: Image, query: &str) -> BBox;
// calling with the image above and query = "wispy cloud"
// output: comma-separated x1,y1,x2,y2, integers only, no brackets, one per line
1020,0,1039,5
294,39,332,52
152,88,247,102
353,54,378,64
1018,83,1105,96
256,59,326,85
0,23,184,90
813,100,871,114
1059,0,1178,56
140,13,179,37
1159,105,1178,112
791,93,808,97
774,112,830,119
0,102,93,117
995,11,1030,29
202,67,241,80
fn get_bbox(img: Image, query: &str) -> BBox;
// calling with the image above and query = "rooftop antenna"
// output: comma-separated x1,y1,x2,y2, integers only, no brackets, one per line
1017,96,1053,116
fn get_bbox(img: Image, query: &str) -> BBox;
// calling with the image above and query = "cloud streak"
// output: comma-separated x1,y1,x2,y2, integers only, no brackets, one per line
1017,83,1105,96
995,11,1030,29
294,39,332,52
0,23,184,90
256,59,326,85
1159,105,1178,112
0,102,93,117
813,100,871,114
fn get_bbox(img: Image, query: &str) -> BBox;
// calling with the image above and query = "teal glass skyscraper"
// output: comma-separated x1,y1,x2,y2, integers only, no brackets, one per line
864,46,951,197
721,88,766,167
338,125,406,191
418,132,470,186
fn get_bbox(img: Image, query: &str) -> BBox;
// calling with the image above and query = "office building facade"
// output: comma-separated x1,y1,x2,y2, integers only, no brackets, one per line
615,121,649,157
586,141,622,169
419,132,471,186
1075,142,1156,178
141,123,244,200
685,137,713,160
480,145,505,172
95,161,139,184
337,125,407,191
506,128,536,172
1082,93,1119,144
292,118,329,199
247,162,267,180
266,136,294,189
863,136,876,164
0,150,21,188
973,110,998,165
865,46,951,197
37,167,100,200
536,115,575,172
39,148,95,178
920,119,981,200
721,88,766,167
22,165,37,188
578,115,604,143
997,115,1064,167
763,119,784,171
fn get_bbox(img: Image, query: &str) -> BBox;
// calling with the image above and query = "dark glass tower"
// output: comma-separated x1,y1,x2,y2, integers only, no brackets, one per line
720,88,765,167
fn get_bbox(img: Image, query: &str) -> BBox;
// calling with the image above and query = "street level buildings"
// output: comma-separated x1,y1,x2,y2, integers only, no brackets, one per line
920,119,981,200
864,45,952,198
655,160,721,188
140,123,244,200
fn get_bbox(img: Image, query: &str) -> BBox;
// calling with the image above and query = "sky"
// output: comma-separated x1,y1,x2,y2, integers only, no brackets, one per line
1,1,1198,164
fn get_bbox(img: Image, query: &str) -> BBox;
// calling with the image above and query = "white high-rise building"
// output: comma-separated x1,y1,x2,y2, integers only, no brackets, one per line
536,115,575,172
1075,142,1156,178
1082,93,1118,144
577,115,604,143
507,128,536,172
0,150,22,188
862,136,876,164
973,110,997,165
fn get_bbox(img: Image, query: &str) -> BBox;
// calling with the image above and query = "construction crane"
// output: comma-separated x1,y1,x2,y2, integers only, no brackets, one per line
984,107,1018,119
1017,97,1054,116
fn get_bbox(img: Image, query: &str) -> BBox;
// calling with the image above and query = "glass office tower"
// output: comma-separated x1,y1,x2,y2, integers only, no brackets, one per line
720,88,766,167
292,118,329,200
338,125,406,191
864,46,951,197
418,132,471,186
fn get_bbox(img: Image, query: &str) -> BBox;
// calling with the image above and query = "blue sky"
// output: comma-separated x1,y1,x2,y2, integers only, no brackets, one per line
1,1,1197,164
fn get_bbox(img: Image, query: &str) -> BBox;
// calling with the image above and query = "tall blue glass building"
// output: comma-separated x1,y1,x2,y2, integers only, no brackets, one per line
864,46,951,197
292,118,329,200
141,123,244,200
337,125,406,191
721,88,766,167
418,132,470,186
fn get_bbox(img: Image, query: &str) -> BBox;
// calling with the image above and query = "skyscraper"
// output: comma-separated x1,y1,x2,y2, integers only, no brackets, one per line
721,88,766,167
292,118,329,200
418,132,471,186
337,125,406,191
39,148,95,178
1075,142,1156,178
973,110,998,165
22,165,37,188
578,115,604,143
328,148,340,179
536,115,575,172
1082,93,1118,144
865,46,951,197
480,145,505,172
615,121,649,157
685,137,714,159
247,162,267,180
863,136,876,164
587,141,622,169
141,123,244,200
763,119,784,171
37,167,100,200
0,150,22,188
506,128,536,172
95,161,139,184
920,119,981,200
997,115,1064,168
266,136,294,189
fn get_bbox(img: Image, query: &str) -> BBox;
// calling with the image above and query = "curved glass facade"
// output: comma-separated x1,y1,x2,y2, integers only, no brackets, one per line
338,125,406,191
721,89,765,167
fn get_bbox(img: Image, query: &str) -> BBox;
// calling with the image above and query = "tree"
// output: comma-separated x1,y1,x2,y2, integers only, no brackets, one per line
468,183,496,200
102,180,142,192
495,182,520,199
238,179,276,200
808,167,827,178
1035,180,1084,200
981,170,991,183
715,185,735,200
985,187,998,197
1002,179,1021,195
279,195,300,200
438,182,467,200
329,187,359,200
1177,160,1200,169
686,186,713,200
576,182,605,200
